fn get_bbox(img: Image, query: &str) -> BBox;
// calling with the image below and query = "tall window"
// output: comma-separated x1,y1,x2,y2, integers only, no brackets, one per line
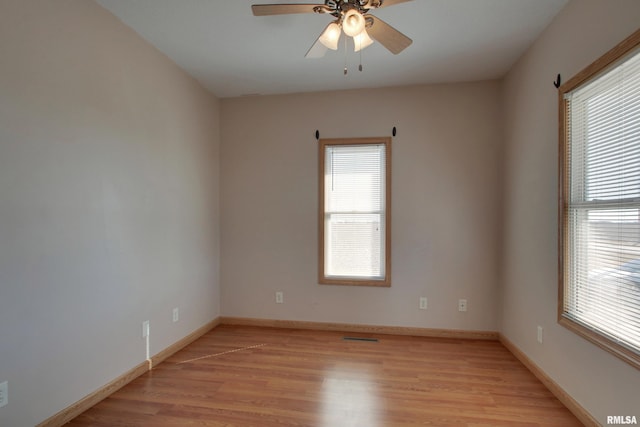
319,137,391,286
559,29,640,368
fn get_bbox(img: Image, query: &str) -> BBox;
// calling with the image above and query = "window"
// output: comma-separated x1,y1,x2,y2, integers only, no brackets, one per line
559,29,640,368
319,137,391,286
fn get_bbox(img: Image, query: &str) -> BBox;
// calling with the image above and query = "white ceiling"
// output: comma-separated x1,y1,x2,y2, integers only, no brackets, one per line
96,0,568,98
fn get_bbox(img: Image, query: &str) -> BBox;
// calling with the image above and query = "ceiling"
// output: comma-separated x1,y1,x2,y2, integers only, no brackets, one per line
96,0,568,98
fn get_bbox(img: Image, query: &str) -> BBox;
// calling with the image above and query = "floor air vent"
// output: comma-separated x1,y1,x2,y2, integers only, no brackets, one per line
343,336,379,342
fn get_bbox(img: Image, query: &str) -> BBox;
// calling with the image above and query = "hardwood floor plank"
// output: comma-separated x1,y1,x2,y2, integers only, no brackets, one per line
67,325,583,426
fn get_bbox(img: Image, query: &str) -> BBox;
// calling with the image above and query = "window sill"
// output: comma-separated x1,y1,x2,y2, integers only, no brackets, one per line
319,277,390,287
558,314,640,370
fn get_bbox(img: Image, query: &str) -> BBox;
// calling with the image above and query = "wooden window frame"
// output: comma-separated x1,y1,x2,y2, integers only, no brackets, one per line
318,137,392,287
558,28,640,370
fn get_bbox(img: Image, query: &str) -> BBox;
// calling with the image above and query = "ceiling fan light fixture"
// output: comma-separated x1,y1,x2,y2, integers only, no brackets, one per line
353,29,374,52
342,9,365,37
319,22,341,50
251,1,414,58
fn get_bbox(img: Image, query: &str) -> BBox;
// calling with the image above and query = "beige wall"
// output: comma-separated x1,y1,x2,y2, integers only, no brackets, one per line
0,1,221,426
220,82,503,331
501,0,640,423
2,0,639,425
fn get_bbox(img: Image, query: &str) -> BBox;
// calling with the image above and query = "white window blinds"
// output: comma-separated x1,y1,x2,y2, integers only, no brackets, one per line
323,143,386,281
564,47,640,355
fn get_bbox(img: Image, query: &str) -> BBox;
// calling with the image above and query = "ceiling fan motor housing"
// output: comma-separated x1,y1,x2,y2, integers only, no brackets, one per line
322,0,376,17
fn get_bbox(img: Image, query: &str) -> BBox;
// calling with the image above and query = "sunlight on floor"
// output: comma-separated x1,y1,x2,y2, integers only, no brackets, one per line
320,366,381,427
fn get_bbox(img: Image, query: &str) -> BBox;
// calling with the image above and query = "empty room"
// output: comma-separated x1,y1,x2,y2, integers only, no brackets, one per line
1,0,639,426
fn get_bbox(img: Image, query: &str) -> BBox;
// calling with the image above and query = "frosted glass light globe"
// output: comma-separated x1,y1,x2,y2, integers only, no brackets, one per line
342,9,365,37
319,22,341,50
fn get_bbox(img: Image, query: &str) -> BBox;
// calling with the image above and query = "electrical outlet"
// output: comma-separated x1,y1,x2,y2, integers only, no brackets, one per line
419,297,428,310
172,307,179,323
275,291,284,304
0,381,8,408
458,299,468,312
142,320,150,338
537,326,543,344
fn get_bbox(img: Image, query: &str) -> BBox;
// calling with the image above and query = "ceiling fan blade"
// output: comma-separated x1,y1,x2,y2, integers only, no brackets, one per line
366,15,412,54
379,0,413,7
251,3,324,16
364,0,412,9
305,37,328,58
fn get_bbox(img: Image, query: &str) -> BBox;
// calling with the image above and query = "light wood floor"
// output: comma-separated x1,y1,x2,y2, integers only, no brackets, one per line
67,325,583,426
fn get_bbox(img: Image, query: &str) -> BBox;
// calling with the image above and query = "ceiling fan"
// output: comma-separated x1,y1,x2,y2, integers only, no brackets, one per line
251,0,413,59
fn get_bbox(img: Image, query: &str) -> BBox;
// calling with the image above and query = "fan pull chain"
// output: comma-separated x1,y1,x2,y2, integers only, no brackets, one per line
343,35,348,75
